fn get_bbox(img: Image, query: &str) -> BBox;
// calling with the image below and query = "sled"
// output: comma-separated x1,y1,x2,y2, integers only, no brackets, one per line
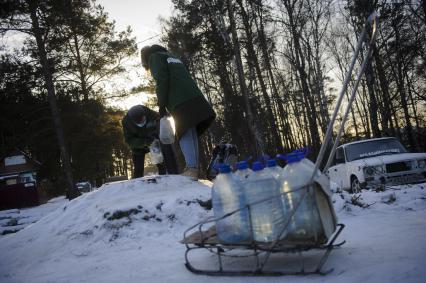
182,12,377,276
182,181,346,276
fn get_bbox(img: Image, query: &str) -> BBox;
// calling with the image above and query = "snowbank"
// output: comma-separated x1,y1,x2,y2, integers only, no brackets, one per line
0,176,425,283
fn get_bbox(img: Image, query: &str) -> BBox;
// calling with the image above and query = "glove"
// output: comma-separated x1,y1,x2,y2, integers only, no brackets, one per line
159,106,167,117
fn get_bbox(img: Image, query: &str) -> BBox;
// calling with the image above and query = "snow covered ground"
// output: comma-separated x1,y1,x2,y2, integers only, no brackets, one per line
0,196,67,236
0,175,425,283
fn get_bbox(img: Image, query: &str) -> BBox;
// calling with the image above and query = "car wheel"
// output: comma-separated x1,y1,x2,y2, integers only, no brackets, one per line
350,176,362,194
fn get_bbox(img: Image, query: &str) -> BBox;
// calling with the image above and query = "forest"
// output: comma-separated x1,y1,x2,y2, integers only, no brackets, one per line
1,0,425,197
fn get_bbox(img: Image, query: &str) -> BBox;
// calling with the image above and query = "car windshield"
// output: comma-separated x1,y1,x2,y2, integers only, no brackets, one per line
345,138,407,162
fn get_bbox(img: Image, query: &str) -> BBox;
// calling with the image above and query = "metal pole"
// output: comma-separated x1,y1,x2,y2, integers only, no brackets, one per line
311,12,378,181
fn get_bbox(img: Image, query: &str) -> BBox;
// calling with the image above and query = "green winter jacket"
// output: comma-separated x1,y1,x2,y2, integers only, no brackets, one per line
148,48,216,139
149,51,203,111
122,107,159,154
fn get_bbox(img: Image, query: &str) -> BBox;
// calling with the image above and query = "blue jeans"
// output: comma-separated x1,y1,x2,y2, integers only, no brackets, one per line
179,127,199,168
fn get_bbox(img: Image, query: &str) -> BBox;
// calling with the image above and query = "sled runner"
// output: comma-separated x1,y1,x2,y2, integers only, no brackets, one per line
182,12,377,276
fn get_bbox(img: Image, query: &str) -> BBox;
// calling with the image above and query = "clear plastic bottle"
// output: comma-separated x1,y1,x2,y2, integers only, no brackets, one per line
294,151,323,236
233,161,252,182
265,158,294,236
244,162,286,242
293,148,321,179
280,152,322,241
264,159,283,179
212,164,250,243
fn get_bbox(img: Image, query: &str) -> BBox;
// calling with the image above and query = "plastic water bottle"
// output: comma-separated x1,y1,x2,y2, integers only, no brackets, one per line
244,162,286,242
293,148,321,179
212,164,250,243
159,116,176,144
233,161,252,182
264,159,283,179
281,152,322,241
149,139,164,164
264,159,294,235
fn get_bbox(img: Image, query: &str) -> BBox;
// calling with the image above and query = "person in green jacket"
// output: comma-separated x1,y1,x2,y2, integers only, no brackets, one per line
122,105,178,178
140,44,216,180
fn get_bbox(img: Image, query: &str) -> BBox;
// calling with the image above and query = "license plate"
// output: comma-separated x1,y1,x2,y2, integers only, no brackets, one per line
389,175,423,184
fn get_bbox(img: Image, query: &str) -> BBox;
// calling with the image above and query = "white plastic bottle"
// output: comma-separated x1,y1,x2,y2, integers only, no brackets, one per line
243,162,286,242
233,161,252,182
212,164,250,243
149,139,164,164
280,152,321,241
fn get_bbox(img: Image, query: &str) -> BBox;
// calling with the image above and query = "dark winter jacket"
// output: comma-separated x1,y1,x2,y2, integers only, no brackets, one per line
147,46,216,139
122,106,159,154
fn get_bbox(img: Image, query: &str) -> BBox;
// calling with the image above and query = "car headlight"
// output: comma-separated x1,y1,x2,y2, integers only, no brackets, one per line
418,160,426,169
363,165,384,176
375,165,385,173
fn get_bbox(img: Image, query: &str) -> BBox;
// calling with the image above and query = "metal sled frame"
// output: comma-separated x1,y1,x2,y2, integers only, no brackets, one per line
182,12,377,277
183,193,346,276
184,227,345,276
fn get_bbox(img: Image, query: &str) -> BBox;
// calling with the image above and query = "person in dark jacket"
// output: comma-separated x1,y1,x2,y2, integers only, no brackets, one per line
122,105,178,178
140,44,216,180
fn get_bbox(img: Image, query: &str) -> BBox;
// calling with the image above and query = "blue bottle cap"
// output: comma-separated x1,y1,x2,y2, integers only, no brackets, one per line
218,164,231,173
286,152,303,164
296,149,307,159
267,159,277,167
299,147,310,155
276,154,286,160
235,161,248,170
252,161,264,171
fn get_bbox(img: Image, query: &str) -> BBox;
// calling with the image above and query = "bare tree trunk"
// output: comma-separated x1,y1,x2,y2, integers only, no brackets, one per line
72,32,89,101
313,48,330,136
282,0,321,153
306,0,332,136
364,58,381,137
405,73,421,134
360,83,372,138
253,2,291,150
275,72,297,149
393,21,416,149
227,0,266,155
202,1,252,153
236,0,283,152
373,45,395,136
28,0,79,199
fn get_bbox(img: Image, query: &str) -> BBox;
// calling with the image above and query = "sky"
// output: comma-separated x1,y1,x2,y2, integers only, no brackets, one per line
98,0,174,110
99,0,174,47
